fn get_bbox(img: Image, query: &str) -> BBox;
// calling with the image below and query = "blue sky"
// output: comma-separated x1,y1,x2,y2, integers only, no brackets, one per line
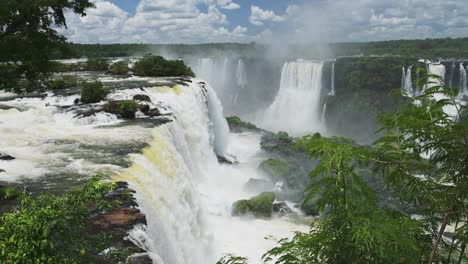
61,0,468,44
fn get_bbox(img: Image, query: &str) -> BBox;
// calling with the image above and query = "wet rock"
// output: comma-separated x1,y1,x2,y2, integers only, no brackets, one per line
90,207,146,233
133,94,151,102
0,169,4,173
232,192,276,218
244,178,274,193
145,108,161,117
138,104,150,114
0,153,15,161
127,253,153,264
73,98,80,104
217,154,238,164
273,202,294,216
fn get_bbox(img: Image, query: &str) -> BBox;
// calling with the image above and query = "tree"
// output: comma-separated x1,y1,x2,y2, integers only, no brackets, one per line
260,76,467,263
0,0,94,93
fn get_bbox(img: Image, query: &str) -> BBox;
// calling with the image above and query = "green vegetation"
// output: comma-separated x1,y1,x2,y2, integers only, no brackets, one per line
103,100,140,119
217,254,249,264
226,116,260,132
0,0,94,93
80,81,109,103
225,77,468,263
0,175,116,263
109,60,130,75
232,192,276,218
48,75,80,90
259,158,302,188
47,38,468,61
133,55,194,77
85,58,110,71
0,186,22,200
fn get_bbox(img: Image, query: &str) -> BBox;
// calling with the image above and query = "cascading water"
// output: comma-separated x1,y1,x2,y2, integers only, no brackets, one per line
260,60,325,136
328,61,336,96
236,59,247,89
459,63,467,97
1,77,308,264
448,62,456,88
402,65,413,96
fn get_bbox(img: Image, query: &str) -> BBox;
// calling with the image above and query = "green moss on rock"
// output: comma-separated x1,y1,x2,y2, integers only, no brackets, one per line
232,192,276,218
259,158,302,187
226,116,260,133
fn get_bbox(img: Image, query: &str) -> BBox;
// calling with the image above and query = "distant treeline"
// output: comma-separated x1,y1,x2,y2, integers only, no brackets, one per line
59,42,261,59
330,37,468,59
57,37,468,60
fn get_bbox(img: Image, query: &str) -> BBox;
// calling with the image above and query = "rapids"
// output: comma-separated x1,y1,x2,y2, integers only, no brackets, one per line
0,77,308,264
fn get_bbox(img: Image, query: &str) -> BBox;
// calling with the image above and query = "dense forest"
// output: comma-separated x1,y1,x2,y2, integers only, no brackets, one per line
58,38,468,59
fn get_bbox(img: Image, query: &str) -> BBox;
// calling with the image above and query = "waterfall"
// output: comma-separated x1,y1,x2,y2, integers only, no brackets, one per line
117,122,212,264
448,62,456,88
403,66,413,96
236,59,247,89
321,103,327,123
459,63,467,97
401,67,406,90
427,63,446,87
328,61,336,96
260,60,325,136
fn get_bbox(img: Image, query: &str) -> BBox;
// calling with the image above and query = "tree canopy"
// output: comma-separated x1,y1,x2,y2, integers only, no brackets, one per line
0,0,94,93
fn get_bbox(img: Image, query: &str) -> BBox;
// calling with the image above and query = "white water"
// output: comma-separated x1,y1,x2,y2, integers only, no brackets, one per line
459,63,467,97
1,78,307,264
114,81,308,263
260,60,325,136
328,61,336,96
236,59,247,89
402,66,413,96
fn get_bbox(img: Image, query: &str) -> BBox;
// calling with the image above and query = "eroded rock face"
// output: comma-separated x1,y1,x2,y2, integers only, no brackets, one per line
90,207,146,233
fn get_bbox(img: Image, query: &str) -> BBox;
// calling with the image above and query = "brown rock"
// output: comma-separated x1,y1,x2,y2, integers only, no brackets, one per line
90,207,146,233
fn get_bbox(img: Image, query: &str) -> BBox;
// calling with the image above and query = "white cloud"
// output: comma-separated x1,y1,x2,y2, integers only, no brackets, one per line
215,0,240,10
280,0,468,43
249,5,285,26
60,0,468,44
62,0,246,43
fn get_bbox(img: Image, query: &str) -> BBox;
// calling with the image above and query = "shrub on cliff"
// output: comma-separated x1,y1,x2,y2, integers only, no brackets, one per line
104,100,140,119
0,175,116,263
80,81,109,103
133,55,195,77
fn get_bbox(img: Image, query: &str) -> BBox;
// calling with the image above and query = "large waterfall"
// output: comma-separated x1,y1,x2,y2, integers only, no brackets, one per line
260,60,325,136
0,77,307,264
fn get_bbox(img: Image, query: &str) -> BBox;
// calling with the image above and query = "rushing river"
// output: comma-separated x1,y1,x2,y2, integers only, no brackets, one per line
0,76,308,264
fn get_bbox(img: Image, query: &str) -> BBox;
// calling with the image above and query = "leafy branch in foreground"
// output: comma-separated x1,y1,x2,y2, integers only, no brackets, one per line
0,174,116,263
261,76,467,264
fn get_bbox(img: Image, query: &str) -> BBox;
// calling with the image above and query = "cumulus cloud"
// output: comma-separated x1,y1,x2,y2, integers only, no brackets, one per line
249,5,286,26
62,0,246,43
279,0,468,43
61,0,468,44
215,0,240,10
